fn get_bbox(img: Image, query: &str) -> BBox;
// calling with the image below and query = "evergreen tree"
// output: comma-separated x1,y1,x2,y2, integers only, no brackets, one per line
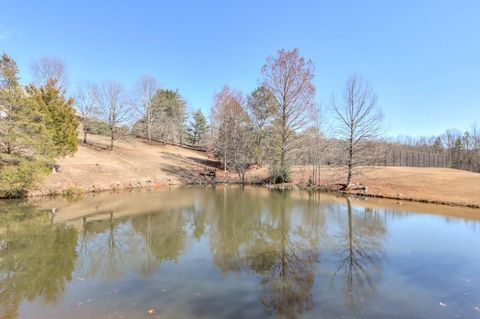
247,86,277,165
452,137,464,169
133,89,187,144
27,80,78,157
433,137,443,153
186,109,208,145
0,53,56,197
0,53,19,88
0,54,53,158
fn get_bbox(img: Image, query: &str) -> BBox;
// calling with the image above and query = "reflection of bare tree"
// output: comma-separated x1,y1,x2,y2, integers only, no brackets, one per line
131,209,187,265
248,200,320,319
77,212,139,281
207,189,323,319
333,197,386,310
78,209,188,280
208,187,262,272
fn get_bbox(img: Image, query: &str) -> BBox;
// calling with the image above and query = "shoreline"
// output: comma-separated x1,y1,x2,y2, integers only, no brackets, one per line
15,178,480,210
5,136,478,210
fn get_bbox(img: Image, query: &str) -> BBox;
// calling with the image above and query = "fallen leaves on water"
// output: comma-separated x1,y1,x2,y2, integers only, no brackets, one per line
147,309,157,315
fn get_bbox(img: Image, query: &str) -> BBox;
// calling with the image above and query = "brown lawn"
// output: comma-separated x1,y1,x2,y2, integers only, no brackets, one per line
33,134,480,208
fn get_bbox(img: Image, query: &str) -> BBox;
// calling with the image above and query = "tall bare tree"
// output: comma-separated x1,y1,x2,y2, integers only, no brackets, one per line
31,57,68,91
95,81,132,149
211,86,252,175
332,74,384,188
134,75,158,142
75,81,98,144
261,48,316,182
297,105,327,185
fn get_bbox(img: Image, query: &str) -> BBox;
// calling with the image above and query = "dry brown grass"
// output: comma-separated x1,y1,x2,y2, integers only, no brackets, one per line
292,165,480,207
33,134,480,208
31,135,213,196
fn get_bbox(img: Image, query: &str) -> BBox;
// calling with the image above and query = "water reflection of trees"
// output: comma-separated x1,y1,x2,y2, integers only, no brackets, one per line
207,189,323,318
0,203,77,319
331,197,386,310
78,208,189,280
248,193,321,319
0,189,393,319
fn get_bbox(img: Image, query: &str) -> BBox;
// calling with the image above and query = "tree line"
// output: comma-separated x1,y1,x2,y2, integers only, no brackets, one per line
0,49,393,194
72,49,387,188
2,48,478,197
208,49,384,187
76,76,208,149
386,126,480,172
0,52,210,197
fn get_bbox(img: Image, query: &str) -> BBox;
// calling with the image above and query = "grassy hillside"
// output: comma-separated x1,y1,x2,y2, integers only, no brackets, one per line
30,135,214,196
30,134,480,208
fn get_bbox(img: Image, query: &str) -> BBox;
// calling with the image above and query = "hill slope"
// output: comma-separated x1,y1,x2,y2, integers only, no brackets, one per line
30,134,480,208
30,135,215,196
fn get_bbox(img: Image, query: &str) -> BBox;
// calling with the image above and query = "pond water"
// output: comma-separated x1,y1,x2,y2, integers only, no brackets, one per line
1,186,480,319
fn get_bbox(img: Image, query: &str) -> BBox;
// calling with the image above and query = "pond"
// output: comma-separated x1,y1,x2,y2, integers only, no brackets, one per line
0,186,479,319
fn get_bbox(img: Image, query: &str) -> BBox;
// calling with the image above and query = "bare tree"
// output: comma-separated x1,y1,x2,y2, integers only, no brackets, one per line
31,57,68,90
75,81,98,144
211,86,245,172
134,75,158,141
332,74,384,189
261,48,316,182
297,105,327,185
95,81,132,149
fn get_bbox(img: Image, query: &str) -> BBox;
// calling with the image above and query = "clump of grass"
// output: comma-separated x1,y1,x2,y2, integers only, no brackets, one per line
62,186,84,197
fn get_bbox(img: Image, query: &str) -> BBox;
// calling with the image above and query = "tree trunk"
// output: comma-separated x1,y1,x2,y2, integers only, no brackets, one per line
147,114,151,142
346,135,354,188
110,126,114,150
224,153,227,172
83,128,88,144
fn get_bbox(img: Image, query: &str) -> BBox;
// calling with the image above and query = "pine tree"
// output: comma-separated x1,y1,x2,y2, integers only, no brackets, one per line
0,53,19,88
0,53,56,197
1,54,54,157
27,80,78,157
186,109,208,146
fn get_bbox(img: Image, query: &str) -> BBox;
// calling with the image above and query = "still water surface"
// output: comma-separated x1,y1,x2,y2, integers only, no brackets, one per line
1,186,480,319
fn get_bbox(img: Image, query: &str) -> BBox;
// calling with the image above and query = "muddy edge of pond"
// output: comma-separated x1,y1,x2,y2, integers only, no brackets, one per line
20,177,480,210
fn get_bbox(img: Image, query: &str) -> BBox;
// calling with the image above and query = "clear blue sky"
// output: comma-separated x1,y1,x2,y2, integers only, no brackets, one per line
1,0,479,136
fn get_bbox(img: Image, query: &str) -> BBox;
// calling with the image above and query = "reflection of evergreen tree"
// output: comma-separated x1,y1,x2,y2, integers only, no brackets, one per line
0,209,77,319
333,198,386,310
